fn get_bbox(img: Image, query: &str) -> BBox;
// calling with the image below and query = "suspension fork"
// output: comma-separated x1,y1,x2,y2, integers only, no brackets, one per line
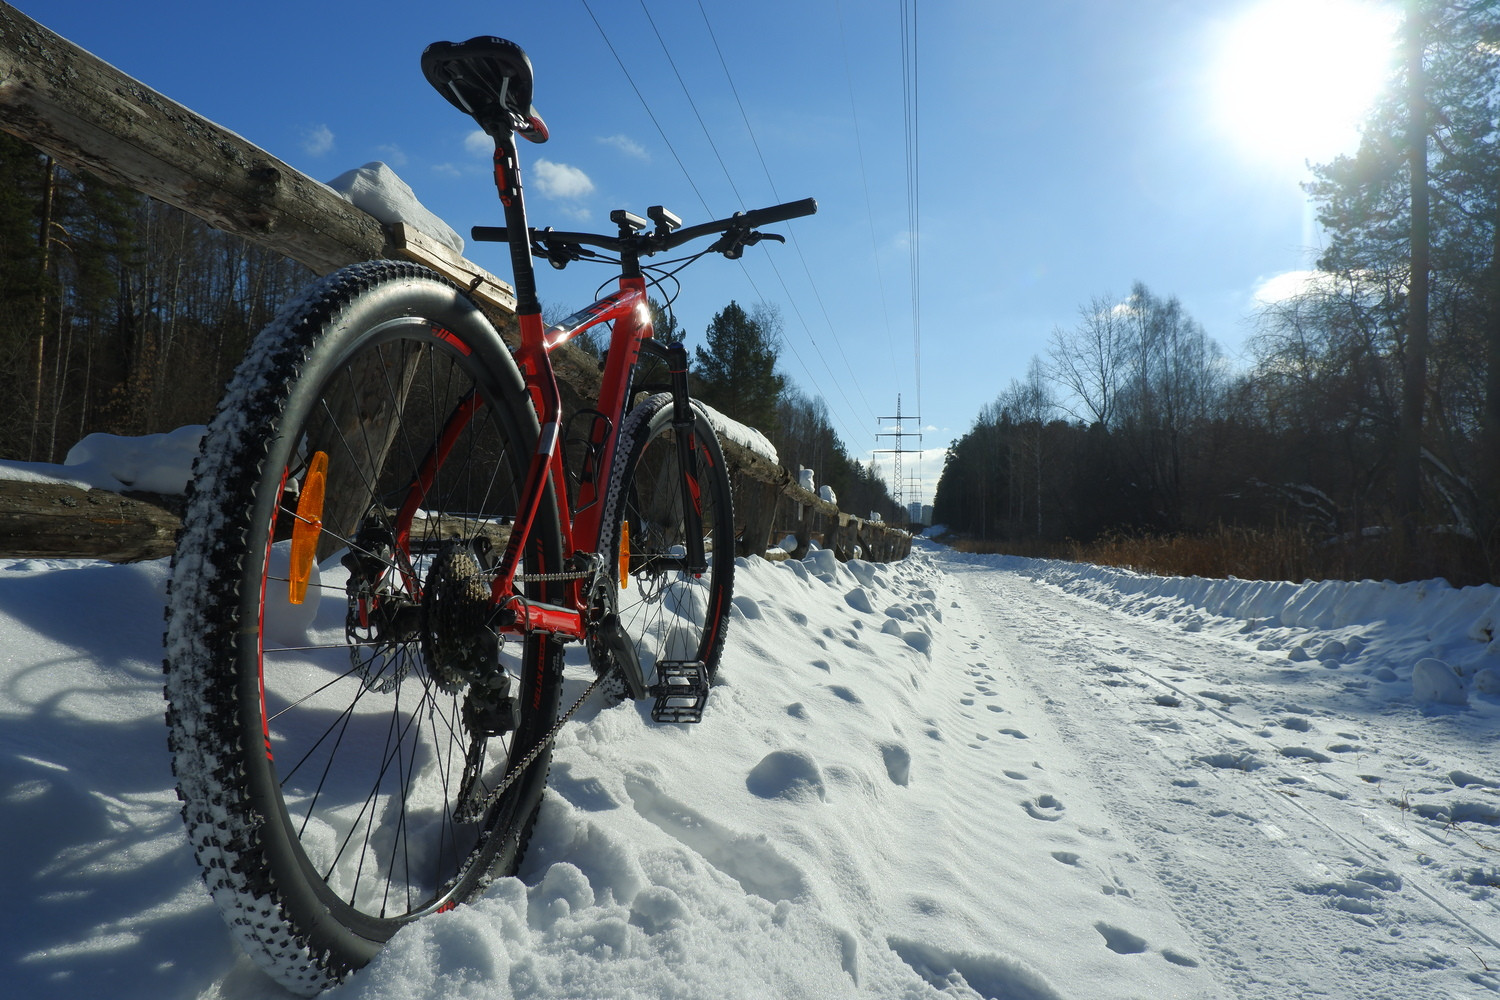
663,341,708,574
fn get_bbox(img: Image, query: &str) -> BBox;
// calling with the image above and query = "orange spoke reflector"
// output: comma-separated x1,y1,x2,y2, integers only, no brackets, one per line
288,451,328,605
619,521,630,590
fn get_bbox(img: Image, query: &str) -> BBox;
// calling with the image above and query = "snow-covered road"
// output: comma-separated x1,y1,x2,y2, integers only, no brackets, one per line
945,554,1500,999
3,541,1499,999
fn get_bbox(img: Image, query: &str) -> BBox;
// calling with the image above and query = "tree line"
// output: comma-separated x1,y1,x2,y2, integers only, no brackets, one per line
934,1,1500,584
0,133,314,464
0,131,900,522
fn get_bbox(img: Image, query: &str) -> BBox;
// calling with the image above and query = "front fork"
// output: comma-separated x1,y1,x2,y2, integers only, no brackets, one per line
662,341,708,575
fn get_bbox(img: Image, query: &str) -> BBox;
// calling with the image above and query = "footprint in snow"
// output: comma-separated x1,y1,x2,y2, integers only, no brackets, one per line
886,936,1064,1000
548,762,620,812
746,750,828,802
1299,868,1401,918
985,704,1005,713
827,684,862,704
1003,769,1029,781
1196,750,1265,771
1451,770,1500,789
880,743,912,786
1413,799,1500,827
1279,716,1312,732
999,728,1028,740
1050,851,1080,865
624,776,807,903
1094,922,1147,954
1023,794,1065,821
1280,746,1333,764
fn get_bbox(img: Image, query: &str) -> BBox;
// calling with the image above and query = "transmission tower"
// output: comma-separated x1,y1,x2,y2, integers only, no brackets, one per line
875,395,923,523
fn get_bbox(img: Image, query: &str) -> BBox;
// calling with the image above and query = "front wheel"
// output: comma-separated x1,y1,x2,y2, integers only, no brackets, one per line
164,261,563,994
599,393,735,693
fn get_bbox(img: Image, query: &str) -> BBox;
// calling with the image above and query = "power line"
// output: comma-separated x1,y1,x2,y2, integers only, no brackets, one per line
578,0,714,216
836,0,903,391
637,0,745,207
900,0,924,431
692,0,880,427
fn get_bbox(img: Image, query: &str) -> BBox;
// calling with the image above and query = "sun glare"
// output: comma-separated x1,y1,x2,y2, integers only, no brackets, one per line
1211,0,1401,172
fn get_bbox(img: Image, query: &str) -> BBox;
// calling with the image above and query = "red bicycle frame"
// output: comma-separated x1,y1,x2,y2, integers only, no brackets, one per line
491,275,654,639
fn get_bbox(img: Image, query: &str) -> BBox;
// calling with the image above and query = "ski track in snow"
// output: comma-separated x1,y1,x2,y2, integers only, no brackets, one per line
2,541,1500,998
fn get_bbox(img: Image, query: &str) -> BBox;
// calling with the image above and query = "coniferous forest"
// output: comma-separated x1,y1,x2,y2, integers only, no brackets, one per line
934,2,1500,585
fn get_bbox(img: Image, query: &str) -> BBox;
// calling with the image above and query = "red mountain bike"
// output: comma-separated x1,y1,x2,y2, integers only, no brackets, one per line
163,36,815,995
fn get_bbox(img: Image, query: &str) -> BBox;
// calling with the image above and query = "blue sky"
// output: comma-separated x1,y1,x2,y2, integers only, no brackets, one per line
25,0,1400,505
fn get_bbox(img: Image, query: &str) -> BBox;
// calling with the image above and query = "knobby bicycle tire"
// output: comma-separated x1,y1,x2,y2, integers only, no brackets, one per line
599,393,735,691
163,260,563,994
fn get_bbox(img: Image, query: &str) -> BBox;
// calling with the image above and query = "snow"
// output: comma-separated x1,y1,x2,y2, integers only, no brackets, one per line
325,162,465,256
5,438,1500,999
0,425,204,493
696,400,778,466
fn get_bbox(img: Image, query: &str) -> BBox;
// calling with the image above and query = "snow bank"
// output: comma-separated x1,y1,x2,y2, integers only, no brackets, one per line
0,425,204,493
695,401,778,465
1000,555,1500,710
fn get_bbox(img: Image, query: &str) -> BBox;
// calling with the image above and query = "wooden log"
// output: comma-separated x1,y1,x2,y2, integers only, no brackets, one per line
0,480,180,562
0,3,391,275
733,476,780,559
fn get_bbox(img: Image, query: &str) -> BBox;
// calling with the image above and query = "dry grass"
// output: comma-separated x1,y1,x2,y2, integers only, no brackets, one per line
948,524,1495,585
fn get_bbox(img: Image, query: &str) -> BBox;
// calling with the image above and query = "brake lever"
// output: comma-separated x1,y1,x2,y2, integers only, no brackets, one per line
707,229,785,260
530,237,585,270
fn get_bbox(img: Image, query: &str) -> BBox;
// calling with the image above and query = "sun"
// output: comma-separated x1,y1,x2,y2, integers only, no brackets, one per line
1210,0,1402,172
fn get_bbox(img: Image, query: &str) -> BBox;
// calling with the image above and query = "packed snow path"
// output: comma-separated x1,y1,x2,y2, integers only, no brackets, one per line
942,552,1500,999
3,543,1499,998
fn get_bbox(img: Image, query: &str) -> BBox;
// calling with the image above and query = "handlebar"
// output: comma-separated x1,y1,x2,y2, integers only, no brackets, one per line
472,197,818,261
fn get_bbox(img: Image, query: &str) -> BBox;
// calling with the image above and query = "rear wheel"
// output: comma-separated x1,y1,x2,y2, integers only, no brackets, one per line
599,393,735,693
164,261,563,994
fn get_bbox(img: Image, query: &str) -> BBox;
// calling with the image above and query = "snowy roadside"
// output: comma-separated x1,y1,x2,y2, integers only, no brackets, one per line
2,524,1499,997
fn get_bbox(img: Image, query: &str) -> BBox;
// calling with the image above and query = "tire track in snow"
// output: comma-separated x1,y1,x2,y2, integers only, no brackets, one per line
939,551,1500,999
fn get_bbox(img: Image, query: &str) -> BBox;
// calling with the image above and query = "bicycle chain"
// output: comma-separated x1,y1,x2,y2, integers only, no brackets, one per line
515,570,589,582
456,558,612,817
455,668,609,820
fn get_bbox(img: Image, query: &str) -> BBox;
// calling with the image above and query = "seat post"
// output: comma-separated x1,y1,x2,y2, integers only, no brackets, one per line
491,129,541,317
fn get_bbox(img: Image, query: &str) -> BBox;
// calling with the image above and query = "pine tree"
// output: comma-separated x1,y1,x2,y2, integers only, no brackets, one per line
693,300,786,434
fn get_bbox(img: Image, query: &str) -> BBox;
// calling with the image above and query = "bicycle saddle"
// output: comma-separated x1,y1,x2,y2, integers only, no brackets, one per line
421,37,548,143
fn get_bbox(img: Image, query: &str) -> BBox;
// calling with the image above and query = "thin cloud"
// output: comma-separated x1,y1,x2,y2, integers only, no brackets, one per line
1252,270,1335,304
533,159,595,200
376,144,408,168
598,133,649,160
464,129,492,156
302,124,334,157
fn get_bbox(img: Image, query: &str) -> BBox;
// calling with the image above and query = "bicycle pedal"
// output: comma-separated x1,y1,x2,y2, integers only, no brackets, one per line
649,660,709,723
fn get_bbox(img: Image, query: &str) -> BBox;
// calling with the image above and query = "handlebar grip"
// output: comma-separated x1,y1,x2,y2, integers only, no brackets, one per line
740,197,818,228
472,226,509,243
